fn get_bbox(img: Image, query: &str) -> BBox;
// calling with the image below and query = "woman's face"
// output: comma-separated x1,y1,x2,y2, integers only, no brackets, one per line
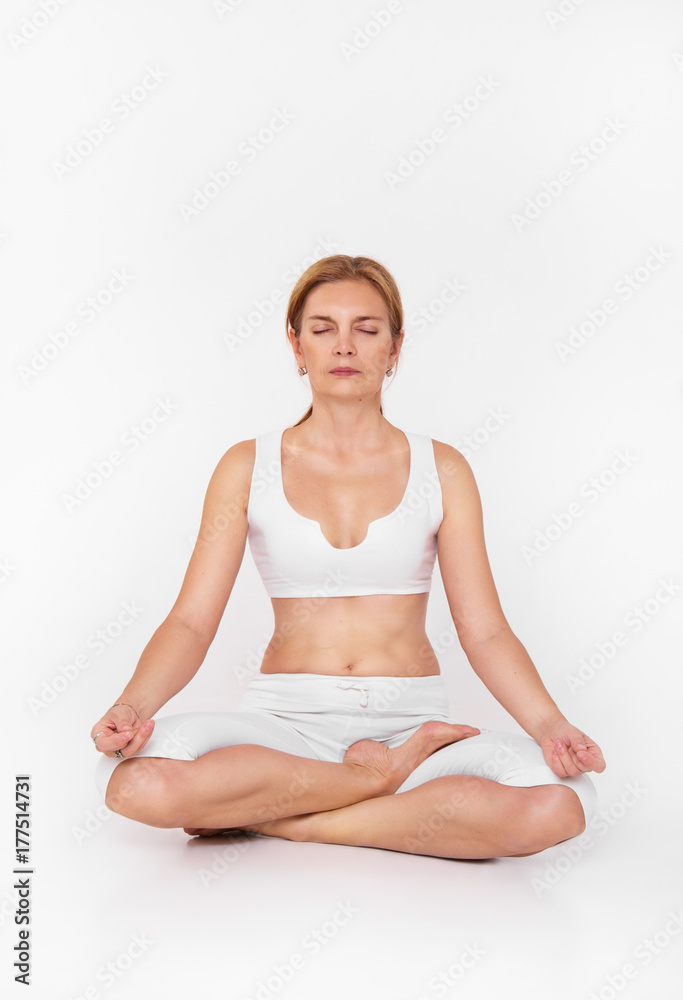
290,279,403,395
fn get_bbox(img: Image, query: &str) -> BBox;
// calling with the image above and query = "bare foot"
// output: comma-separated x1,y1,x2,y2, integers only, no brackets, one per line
184,826,258,838
343,720,480,795
239,813,315,842
184,818,313,841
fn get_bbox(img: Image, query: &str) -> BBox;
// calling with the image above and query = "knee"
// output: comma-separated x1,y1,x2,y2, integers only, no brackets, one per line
505,785,586,857
104,757,181,828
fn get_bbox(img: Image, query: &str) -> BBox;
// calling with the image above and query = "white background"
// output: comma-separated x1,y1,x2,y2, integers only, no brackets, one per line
2,1,682,998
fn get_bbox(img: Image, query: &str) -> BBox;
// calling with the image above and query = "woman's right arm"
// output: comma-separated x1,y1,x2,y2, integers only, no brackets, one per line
91,439,255,758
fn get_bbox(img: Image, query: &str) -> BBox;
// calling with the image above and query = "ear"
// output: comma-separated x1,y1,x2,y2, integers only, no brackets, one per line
289,327,303,359
389,329,405,360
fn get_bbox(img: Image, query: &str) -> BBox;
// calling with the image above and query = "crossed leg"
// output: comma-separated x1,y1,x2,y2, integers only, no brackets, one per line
240,775,586,860
102,713,589,860
103,720,474,831
185,727,592,859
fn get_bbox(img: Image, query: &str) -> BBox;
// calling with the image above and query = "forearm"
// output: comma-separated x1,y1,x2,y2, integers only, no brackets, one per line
461,626,567,742
110,615,210,719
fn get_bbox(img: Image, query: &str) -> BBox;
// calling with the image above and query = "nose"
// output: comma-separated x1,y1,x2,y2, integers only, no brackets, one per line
333,328,356,355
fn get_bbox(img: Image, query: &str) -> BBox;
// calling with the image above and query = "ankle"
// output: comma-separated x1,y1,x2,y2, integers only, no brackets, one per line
343,760,391,797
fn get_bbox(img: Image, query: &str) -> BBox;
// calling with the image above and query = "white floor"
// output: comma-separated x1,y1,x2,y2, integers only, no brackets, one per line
15,749,681,1000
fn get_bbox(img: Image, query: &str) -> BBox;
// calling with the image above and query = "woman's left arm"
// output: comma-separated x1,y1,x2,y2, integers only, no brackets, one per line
433,442,606,778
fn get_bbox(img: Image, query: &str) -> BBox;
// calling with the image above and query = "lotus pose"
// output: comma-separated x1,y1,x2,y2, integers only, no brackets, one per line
91,254,605,860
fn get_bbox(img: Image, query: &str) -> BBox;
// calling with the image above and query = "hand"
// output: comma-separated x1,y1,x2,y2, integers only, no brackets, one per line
538,721,606,778
90,703,155,760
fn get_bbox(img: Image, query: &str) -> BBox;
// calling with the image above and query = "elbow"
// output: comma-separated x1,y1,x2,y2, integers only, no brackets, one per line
166,612,215,650
457,621,512,653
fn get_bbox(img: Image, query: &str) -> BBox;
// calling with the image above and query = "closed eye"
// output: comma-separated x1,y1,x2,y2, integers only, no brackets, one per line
312,328,378,334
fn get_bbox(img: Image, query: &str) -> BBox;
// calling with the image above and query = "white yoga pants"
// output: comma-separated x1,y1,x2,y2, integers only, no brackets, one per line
94,672,598,825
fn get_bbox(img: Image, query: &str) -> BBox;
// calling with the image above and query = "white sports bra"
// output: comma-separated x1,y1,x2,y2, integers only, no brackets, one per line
246,426,443,598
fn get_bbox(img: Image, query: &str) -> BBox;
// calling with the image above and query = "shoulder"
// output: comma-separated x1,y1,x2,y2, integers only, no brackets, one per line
206,437,257,508
214,437,256,475
428,437,481,512
428,437,471,479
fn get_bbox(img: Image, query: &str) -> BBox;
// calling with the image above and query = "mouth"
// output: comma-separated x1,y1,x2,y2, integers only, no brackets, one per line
330,368,360,374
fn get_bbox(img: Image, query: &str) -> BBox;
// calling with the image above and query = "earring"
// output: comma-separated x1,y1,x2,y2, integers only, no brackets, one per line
386,368,394,376
298,366,307,376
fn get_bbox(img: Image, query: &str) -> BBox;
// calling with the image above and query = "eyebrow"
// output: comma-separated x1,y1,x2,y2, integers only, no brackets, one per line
306,314,385,323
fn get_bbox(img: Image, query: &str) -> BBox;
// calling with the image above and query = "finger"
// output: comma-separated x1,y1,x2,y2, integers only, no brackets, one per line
135,719,156,753
95,728,135,754
90,723,115,743
561,742,592,777
541,739,557,772
551,739,575,777
562,742,591,776
119,720,155,757
549,749,569,778
568,733,605,773
577,745,607,774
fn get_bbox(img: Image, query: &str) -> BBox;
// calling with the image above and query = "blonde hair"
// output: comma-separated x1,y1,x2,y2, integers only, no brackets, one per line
285,255,404,425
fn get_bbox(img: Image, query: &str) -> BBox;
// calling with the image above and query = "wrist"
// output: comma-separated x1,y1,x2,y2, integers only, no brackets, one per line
526,710,569,744
109,699,150,718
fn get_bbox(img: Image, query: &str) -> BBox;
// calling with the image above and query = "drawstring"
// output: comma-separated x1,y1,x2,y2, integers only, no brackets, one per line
336,682,371,707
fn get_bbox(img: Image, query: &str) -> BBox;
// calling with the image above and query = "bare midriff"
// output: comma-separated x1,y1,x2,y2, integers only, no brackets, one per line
259,592,441,676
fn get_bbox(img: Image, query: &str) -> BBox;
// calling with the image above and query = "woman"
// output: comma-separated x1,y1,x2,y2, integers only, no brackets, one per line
91,254,605,860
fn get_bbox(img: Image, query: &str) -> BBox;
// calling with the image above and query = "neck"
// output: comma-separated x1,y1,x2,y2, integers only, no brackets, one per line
294,396,393,453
